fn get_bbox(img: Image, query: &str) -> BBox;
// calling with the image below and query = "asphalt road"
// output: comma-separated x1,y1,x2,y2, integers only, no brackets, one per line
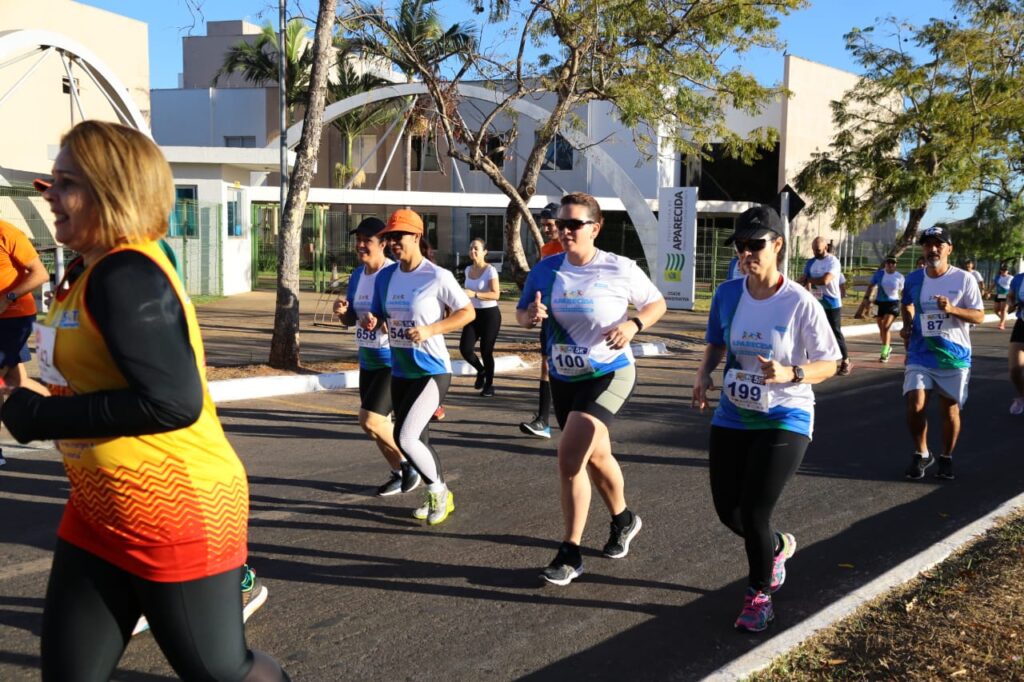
1,322,1021,681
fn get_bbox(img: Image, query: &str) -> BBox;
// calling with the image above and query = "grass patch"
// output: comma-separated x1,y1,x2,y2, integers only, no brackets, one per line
190,295,226,306
750,511,1024,681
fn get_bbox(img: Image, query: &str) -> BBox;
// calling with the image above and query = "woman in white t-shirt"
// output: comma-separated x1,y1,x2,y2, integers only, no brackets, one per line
517,192,667,586
459,239,501,397
693,205,841,633
362,209,475,526
994,263,1013,330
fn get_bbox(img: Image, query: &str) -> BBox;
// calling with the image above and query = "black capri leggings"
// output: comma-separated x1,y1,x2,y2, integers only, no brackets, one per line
708,426,809,592
459,306,501,386
41,539,287,681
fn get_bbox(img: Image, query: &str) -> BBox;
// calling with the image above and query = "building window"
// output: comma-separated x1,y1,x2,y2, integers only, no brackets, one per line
172,186,198,237
541,134,573,171
352,135,378,174
227,189,245,237
468,214,505,253
421,213,439,250
224,136,257,148
61,77,80,94
411,134,440,172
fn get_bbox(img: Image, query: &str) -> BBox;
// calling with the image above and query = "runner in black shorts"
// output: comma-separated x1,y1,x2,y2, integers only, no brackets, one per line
334,217,420,497
517,192,666,585
867,258,905,362
1007,269,1024,415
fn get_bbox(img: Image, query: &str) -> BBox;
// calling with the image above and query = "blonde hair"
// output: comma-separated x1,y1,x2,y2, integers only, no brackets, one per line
61,120,174,248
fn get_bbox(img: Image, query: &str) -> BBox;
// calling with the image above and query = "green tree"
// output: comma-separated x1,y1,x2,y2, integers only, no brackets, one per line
213,18,314,125
795,1,1024,258
944,196,1024,265
269,0,339,369
353,0,476,192
352,0,801,282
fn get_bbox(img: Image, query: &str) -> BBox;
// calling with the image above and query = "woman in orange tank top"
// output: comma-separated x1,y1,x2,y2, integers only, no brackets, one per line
1,121,288,682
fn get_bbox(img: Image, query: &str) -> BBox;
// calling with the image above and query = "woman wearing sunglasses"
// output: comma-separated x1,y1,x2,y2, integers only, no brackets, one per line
517,192,666,585
362,209,474,525
692,205,840,633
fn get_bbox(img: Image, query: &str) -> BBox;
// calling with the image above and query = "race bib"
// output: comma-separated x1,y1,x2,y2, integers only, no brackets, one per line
33,323,68,387
355,325,387,349
388,320,416,348
921,311,950,338
551,343,593,377
724,368,769,413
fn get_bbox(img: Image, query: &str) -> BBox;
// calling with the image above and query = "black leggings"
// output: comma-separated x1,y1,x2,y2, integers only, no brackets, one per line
459,306,501,386
42,539,286,682
392,374,451,485
708,426,809,591
823,306,849,359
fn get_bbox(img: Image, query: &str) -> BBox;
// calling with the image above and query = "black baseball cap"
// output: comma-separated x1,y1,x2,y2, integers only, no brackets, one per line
918,226,952,245
349,217,386,237
725,205,783,245
539,202,561,220
884,256,897,264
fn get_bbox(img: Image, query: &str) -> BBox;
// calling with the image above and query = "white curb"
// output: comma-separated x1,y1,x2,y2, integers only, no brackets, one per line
702,488,1024,681
842,313,1000,338
207,342,671,404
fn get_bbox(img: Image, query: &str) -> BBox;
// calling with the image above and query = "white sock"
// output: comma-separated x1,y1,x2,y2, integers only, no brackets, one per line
916,451,930,458
427,482,446,494
391,469,402,475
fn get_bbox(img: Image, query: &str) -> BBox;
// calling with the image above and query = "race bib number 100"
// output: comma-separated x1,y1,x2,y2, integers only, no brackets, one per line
724,368,769,413
921,312,950,338
551,344,593,377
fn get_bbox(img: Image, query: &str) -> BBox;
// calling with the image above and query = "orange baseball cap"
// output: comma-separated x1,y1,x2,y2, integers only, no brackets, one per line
33,178,52,192
379,209,424,236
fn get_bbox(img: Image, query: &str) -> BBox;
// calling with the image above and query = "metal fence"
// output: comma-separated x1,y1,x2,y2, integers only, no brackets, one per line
0,186,223,297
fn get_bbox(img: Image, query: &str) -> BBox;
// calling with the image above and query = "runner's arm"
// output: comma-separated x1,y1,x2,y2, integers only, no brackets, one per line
693,344,725,410
1,251,203,443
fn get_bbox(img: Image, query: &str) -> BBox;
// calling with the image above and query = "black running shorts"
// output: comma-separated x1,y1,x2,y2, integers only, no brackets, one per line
359,367,393,416
550,364,636,430
875,301,899,318
1011,318,1024,344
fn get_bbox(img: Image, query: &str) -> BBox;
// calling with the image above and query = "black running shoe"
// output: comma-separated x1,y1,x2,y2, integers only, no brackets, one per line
603,514,642,559
904,453,934,480
400,461,421,493
376,471,403,497
474,373,485,390
481,384,494,397
540,545,584,586
934,456,955,480
519,416,551,439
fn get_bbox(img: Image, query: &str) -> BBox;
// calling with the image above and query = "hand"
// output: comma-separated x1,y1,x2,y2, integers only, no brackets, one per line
527,291,547,327
935,295,952,312
407,325,433,344
464,288,476,299
692,372,715,410
359,312,377,330
603,320,637,350
756,355,789,384
333,299,349,318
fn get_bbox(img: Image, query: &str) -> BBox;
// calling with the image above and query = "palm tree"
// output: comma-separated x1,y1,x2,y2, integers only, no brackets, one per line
355,0,475,191
213,18,314,125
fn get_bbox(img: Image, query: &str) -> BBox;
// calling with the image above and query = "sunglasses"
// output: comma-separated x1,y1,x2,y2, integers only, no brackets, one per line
555,219,597,231
733,239,770,253
384,232,414,241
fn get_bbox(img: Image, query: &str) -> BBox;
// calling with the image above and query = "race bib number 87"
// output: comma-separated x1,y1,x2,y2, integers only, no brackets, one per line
921,312,950,338
724,368,769,413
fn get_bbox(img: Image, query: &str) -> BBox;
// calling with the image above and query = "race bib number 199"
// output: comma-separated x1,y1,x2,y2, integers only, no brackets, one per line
724,368,769,413
551,344,593,377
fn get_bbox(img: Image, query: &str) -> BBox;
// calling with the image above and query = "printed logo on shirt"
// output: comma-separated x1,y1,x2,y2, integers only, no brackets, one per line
388,294,411,310
742,331,764,340
555,288,595,313
733,329,772,354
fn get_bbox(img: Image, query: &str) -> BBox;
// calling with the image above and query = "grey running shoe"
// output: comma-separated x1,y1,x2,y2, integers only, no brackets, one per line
904,453,934,480
241,565,269,622
519,416,551,439
376,471,403,497
541,545,584,586
837,359,852,376
400,461,421,493
934,456,955,480
603,514,642,559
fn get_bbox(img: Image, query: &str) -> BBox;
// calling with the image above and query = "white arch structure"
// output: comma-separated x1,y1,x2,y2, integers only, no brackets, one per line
0,29,150,134
264,82,660,265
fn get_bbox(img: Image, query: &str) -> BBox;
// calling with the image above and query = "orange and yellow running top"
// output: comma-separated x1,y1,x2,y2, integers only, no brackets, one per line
41,241,248,582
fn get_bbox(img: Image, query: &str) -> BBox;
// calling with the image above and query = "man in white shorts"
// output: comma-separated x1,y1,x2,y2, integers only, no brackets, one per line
900,226,985,481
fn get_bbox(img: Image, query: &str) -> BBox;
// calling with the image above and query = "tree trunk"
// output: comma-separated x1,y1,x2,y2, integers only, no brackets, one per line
887,206,927,259
403,127,413,195
503,204,531,289
269,0,337,370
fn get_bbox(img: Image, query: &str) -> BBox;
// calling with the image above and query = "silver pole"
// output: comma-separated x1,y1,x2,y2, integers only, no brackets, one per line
780,192,790,277
278,0,288,223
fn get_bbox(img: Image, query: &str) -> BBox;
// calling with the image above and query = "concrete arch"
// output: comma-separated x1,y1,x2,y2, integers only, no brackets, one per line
0,29,150,134
265,82,659,265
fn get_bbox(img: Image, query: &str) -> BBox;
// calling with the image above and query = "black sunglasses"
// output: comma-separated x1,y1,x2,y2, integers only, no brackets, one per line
555,218,597,231
733,239,770,253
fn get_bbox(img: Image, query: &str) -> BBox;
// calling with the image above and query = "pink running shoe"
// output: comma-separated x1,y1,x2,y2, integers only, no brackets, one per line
734,587,774,633
770,532,797,593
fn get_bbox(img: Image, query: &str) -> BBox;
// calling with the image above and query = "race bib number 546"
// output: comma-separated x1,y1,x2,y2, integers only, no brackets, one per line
388,320,416,348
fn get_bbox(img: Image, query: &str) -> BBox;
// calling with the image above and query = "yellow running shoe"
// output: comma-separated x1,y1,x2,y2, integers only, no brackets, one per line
427,489,454,525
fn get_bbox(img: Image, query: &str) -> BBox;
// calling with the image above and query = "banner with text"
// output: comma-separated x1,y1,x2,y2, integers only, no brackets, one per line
656,187,698,310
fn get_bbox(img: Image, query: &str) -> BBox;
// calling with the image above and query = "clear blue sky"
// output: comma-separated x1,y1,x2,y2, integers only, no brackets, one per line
76,0,972,220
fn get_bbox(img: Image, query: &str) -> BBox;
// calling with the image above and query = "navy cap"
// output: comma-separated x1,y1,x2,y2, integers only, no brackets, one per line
918,226,952,245
349,217,386,237
725,205,783,245
539,202,561,220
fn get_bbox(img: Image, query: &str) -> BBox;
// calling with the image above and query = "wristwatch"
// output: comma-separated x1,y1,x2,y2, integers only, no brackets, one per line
5,292,17,302
631,317,644,332
792,365,805,383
